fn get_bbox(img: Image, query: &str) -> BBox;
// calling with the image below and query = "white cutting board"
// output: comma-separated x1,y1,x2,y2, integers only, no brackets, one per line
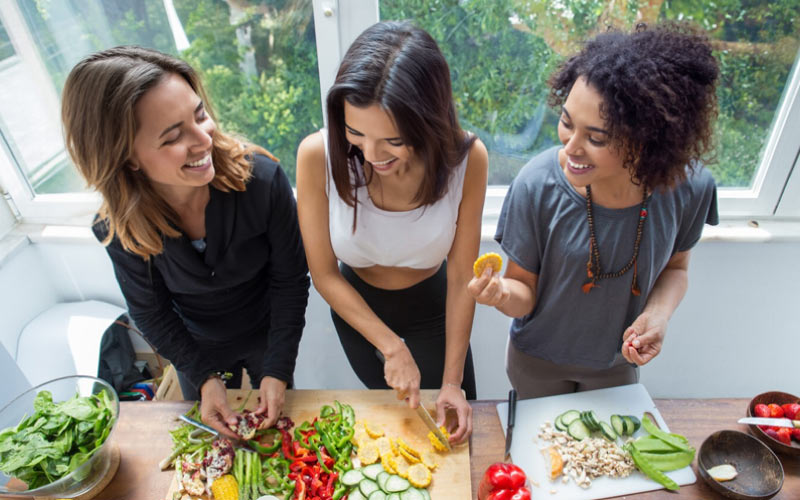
496,384,696,499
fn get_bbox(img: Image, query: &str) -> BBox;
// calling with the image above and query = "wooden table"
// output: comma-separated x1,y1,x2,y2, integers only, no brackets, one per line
40,397,798,500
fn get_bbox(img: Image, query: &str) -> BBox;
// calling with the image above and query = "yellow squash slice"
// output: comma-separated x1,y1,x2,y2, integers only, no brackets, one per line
473,252,503,277
407,463,432,488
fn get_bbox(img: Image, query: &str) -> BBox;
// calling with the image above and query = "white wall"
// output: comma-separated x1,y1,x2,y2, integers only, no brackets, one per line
2,236,798,400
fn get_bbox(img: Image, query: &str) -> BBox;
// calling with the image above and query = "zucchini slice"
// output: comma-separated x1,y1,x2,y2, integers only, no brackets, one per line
385,475,411,493
560,410,581,426
610,414,625,437
599,421,618,441
369,491,388,500
554,414,567,431
622,416,635,436
342,469,365,486
629,415,642,433
567,419,591,441
360,479,380,497
363,463,385,481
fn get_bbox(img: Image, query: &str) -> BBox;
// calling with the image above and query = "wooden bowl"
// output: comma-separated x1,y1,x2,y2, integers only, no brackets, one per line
746,391,800,456
698,430,783,500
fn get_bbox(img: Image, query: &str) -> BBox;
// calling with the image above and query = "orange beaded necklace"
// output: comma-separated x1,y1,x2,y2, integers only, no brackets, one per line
581,184,649,296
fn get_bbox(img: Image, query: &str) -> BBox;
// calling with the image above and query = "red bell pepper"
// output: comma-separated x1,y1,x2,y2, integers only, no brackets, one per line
478,463,531,500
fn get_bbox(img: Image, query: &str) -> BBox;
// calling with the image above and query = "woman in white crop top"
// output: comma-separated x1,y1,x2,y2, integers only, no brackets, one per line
297,21,488,444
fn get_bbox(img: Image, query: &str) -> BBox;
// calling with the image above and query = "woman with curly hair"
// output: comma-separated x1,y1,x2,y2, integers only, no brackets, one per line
297,21,487,442
468,22,719,398
62,46,309,436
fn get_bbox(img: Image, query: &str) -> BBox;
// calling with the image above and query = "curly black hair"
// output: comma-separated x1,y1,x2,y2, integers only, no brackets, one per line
548,22,719,190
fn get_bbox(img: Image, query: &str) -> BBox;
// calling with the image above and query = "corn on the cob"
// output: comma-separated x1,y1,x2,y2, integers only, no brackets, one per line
210,474,239,500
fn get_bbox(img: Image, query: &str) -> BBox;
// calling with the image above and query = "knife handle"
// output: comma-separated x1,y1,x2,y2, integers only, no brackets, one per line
507,389,517,428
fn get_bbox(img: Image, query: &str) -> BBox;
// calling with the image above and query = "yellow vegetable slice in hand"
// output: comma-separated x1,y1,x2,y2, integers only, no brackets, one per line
427,426,451,452
473,252,503,277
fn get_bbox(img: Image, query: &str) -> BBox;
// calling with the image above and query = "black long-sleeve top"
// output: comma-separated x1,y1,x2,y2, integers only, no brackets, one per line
94,155,310,392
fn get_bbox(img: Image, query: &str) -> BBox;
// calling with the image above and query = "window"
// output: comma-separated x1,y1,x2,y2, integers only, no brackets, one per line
379,0,800,217
0,0,798,224
0,0,322,222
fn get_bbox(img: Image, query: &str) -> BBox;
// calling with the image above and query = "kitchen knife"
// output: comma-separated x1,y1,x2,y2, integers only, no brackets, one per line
375,348,453,451
504,389,517,462
179,414,253,451
738,417,800,428
415,404,453,452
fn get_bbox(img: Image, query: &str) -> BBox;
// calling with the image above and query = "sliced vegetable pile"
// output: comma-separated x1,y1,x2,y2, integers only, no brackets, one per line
166,401,357,500
0,389,116,490
554,409,640,442
352,420,438,493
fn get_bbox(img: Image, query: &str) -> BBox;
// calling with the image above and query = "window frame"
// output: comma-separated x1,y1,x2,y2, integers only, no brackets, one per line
0,0,798,226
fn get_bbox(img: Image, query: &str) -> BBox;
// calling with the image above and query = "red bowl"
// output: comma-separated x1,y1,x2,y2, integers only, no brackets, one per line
746,391,800,456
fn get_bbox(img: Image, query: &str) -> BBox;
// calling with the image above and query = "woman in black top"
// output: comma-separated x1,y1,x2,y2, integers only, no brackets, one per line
62,46,309,437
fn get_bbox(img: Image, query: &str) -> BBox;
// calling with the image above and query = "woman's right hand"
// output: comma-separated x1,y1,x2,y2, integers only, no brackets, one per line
383,342,422,409
199,376,240,440
467,267,510,307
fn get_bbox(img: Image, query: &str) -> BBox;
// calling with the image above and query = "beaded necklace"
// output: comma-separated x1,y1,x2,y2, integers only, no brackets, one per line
581,184,649,296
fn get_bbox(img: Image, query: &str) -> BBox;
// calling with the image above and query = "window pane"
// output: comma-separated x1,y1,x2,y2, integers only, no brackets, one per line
379,0,800,188
0,0,320,195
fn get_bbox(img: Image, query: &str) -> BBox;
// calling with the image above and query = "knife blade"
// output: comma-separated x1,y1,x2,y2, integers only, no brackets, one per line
738,417,800,428
504,389,517,462
179,414,253,451
415,404,453,452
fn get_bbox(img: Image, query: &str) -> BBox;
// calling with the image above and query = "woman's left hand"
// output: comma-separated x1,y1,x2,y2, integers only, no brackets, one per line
621,311,667,366
435,384,473,445
254,376,287,428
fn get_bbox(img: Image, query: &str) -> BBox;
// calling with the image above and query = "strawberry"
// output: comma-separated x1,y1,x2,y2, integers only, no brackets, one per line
764,428,780,441
754,404,770,418
793,428,800,442
768,404,784,418
758,425,769,431
781,403,800,420
775,428,792,446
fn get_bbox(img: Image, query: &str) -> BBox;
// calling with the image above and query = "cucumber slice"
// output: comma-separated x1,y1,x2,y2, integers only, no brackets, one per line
622,416,635,436
363,463,385,480
385,475,411,493
400,488,424,500
567,419,591,441
628,415,642,433
554,414,567,431
587,410,601,431
342,469,365,486
560,410,581,426
360,479,380,497
387,494,401,500
377,471,390,492
579,411,593,430
610,414,625,437
369,491,388,500
420,489,431,500
599,421,618,441
349,488,367,500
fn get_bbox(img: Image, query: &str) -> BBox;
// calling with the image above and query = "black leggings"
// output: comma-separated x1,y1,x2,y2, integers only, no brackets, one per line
331,262,477,400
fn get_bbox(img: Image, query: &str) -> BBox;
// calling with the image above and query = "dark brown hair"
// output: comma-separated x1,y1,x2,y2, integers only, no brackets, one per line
63,46,273,258
548,22,719,190
326,21,475,230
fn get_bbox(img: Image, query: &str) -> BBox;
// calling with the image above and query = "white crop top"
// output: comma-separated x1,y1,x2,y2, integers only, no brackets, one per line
322,129,470,269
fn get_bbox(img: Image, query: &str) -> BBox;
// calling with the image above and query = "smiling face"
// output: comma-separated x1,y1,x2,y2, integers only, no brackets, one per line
558,76,630,193
130,73,216,199
343,101,415,177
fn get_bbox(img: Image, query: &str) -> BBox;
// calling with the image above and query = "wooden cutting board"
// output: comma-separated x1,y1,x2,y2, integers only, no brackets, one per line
165,389,470,500
496,384,696,499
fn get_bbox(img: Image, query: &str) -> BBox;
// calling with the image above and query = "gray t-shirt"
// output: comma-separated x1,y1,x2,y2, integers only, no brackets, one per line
495,146,718,369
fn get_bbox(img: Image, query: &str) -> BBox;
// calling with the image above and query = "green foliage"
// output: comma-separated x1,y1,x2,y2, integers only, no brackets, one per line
0,390,115,489
174,0,322,182
384,0,800,186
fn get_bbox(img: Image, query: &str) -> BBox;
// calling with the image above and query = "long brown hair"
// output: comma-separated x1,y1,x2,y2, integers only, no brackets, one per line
326,21,476,231
62,46,274,258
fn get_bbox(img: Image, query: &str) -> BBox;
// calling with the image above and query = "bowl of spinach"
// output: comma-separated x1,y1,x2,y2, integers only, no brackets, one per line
0,375,118,497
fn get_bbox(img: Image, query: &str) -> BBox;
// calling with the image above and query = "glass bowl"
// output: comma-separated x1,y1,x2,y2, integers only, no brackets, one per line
0,375,119,498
